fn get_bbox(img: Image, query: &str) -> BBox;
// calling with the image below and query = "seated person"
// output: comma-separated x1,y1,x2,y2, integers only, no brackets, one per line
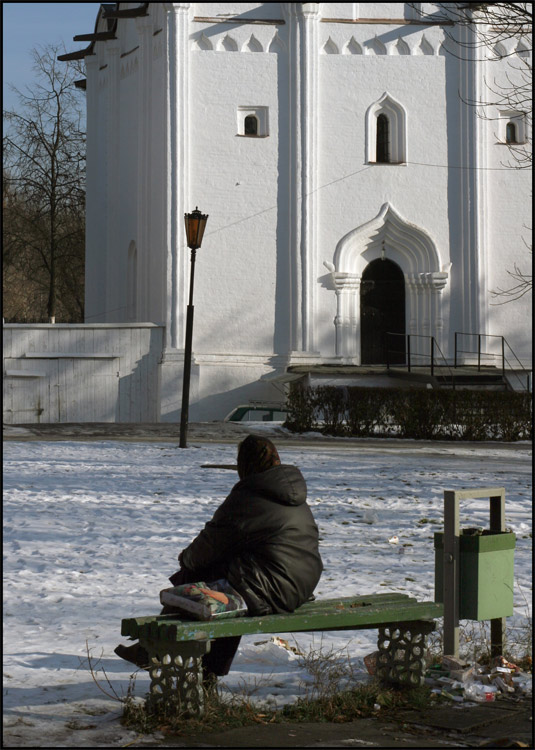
115,435,323,684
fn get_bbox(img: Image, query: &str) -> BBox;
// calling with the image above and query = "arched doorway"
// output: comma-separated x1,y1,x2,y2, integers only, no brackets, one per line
360,259,405,364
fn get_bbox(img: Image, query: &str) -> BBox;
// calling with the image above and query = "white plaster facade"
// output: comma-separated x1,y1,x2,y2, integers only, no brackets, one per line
82,2,532,421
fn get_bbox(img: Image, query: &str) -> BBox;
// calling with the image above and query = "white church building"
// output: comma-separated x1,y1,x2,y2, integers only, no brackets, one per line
8,1,528,424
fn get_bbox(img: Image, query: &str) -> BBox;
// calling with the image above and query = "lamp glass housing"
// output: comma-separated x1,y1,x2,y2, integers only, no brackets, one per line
184,207,208,250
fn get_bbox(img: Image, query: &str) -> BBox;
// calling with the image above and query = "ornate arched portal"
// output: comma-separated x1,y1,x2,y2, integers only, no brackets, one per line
328,203,449,364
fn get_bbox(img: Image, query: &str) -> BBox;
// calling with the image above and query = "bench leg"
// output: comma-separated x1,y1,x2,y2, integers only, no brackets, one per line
138,638,211,716
376,620,435,688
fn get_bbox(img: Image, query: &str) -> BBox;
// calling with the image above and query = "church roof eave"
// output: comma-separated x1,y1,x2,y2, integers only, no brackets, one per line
57,2,148,63
102,3,149,19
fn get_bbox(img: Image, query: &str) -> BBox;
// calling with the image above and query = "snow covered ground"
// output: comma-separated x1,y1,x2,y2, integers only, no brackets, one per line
3,429,532,747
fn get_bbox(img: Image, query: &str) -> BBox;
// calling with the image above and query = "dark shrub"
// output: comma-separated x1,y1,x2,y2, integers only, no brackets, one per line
315,386,347,435
285,385,316,433
285,384,532,441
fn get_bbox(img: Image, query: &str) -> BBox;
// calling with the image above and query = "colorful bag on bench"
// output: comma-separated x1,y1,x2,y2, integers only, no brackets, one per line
160,578,248,621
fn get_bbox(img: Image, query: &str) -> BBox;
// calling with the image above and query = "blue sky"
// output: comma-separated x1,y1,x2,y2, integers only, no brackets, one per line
3,3,101,112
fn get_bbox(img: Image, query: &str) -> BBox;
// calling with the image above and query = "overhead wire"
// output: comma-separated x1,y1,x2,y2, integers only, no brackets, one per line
84,155,530,320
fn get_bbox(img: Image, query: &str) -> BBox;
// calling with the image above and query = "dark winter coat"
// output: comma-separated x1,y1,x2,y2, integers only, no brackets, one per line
179,464,323,616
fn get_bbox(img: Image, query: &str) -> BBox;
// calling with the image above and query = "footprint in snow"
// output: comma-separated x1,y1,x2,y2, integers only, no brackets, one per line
362,510,379,524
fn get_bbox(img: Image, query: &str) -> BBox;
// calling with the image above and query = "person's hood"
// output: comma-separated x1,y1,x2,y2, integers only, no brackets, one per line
235,464,307,506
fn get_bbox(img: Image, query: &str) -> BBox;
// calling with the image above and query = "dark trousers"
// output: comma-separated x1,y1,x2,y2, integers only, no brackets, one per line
163,563,241,677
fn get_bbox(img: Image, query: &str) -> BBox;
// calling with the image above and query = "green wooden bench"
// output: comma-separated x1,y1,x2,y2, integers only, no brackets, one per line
121,592,443,715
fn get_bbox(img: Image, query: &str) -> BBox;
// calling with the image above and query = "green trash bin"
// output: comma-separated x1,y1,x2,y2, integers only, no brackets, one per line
434,529,515,621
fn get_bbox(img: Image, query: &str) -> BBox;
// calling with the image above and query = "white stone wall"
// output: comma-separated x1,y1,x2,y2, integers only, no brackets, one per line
188,41,281,357
483,36,532,364
83,3,532,421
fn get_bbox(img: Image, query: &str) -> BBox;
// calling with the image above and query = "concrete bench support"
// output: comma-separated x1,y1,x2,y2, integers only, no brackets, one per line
122,594,443,716
377,620,436,687
140,637,210,715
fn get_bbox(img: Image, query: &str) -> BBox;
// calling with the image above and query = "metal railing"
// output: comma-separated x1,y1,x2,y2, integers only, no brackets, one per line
454,332,531,392
386,333,457,387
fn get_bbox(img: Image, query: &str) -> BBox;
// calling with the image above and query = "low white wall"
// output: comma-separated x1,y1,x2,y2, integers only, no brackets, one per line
3,324,164,424
3,325,287,424
158,350,289,423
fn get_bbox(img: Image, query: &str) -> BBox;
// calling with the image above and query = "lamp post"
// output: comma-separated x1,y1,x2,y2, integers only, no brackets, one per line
179,207,208,448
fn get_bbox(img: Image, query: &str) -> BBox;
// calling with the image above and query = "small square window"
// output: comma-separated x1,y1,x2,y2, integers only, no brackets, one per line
499,111,527,144
238,106,269,137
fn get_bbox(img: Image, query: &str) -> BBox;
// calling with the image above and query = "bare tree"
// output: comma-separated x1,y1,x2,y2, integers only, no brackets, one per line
490,249,532,303
3,44,86,323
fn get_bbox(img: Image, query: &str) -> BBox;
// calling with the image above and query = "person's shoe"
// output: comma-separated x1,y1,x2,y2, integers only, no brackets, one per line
114,642,150,669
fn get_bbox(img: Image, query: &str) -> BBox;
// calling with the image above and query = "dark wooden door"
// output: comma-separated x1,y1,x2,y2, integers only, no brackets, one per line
360,259,405,364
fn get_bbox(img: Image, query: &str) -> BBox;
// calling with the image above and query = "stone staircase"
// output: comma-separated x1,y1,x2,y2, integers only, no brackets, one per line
387,366,511,391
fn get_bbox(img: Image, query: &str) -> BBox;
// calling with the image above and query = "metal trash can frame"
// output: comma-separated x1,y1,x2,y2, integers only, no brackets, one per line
437,487,513,659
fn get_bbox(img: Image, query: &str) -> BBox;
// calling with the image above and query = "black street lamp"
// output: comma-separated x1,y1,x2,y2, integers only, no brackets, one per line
179,207,208,448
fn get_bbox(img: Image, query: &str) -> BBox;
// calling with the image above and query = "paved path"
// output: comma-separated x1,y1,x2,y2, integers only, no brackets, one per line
130,695,533,747
3,421,532,452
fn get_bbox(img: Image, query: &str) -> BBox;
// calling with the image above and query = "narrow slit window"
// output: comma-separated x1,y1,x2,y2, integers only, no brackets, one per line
506,122,517,143
376,114,390,162
244,115,258,136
